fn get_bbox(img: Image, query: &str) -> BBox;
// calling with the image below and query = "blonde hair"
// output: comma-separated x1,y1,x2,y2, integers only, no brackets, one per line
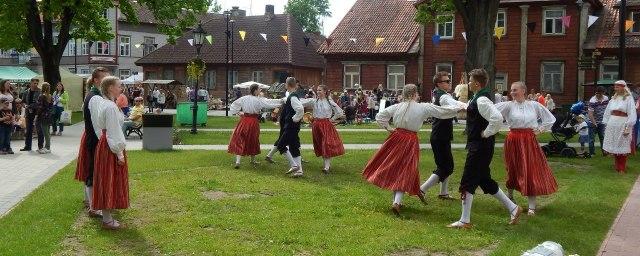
41,82,52,103
613,82,631,100
397,84,418,128
100,76,121,101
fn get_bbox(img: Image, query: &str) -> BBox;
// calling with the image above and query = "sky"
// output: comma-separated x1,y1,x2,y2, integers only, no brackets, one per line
216,0,358,36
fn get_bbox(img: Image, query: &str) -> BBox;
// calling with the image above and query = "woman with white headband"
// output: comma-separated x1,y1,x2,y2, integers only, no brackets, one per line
602,80,637,173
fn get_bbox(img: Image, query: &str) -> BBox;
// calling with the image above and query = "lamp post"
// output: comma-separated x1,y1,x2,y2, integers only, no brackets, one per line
618,0,626,79
224,11,231,117
191,23,206,134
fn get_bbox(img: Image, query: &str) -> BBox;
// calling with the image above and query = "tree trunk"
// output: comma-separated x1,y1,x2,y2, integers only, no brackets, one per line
453,0,499,93
41,49,62,86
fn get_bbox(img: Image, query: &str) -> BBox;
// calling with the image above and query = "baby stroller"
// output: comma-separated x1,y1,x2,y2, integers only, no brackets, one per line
541,101,590,158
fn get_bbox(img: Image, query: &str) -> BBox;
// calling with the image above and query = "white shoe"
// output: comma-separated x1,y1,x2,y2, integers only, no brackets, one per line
57,132,62,136
285,166,299,174
291,170,304,178
37,149,46,154
447,221,472,229
45,149,51,154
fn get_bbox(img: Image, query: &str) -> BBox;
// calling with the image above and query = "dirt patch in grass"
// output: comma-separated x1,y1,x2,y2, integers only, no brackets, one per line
203,191,255,200
56,213,91,256
388,243,498,256
548,161,593,171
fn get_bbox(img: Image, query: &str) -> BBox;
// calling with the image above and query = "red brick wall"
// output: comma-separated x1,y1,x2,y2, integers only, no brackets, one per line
323,55,420,92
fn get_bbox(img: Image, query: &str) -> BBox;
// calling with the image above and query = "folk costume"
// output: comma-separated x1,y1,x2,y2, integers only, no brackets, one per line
307,97,345,173
420,88,467,199
449,87,522,228
602,81,637,173
362,100,460,215
496,100,557,214
75,86,101,210
267,92,305,177
228,95,282,168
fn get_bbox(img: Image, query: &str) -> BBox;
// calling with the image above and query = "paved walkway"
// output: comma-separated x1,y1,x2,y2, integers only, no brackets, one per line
598,176,640,256
176,128,476,132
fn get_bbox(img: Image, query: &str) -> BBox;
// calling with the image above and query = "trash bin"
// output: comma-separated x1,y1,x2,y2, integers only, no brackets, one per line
142,114,174,151
176,101,207,126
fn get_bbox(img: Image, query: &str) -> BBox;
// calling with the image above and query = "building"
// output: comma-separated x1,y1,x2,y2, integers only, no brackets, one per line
318,0,421,93
136,6,325,98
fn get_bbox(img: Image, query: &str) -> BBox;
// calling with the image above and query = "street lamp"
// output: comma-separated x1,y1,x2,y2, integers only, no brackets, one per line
224,11,232,117
191,22,206,134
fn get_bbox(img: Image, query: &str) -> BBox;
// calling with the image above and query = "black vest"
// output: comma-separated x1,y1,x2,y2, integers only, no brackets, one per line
466,88,492,143
279,93,301,130
431,88,454,141
83,90,100,149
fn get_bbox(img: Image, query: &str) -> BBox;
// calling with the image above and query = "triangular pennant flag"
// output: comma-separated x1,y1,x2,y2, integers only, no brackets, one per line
304,37,310,47
205,35,213,45
494,27,505,40
349,38,357,43
187,39,194,46
134,44,141,49
375,37,384,47
260,33,267,41
625,20,635,32
326,38,333,47
562,15,571,28
527,22,536,33
588,15,599,28
431,35,440,46
281,35,288,44
239,31,246,41
461,32,467,41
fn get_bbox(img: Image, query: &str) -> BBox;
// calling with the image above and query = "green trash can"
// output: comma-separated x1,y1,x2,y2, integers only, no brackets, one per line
176,101,208,126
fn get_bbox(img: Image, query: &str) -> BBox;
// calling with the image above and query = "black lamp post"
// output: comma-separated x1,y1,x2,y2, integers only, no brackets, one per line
224,11,232,117
191,23,206,134
618,0,626,79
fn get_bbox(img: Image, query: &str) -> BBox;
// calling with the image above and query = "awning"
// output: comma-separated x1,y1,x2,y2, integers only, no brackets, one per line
141,79,182,85
582,79,635,87
233,81,270,89
0,66,38,83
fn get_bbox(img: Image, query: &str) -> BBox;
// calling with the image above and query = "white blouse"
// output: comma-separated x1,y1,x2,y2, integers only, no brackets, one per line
89,96,126,156
603,95,637,127
376,101,461,132
495,100,556,132
229,95,283,115
305,98,344,121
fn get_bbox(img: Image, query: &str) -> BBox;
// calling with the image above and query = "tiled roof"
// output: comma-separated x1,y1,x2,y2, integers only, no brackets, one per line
585,0,640,49
317,0,420,55
119,4,216,25
136,14,324,69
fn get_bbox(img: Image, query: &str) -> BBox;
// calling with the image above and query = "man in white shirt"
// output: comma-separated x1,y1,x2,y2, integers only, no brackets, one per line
197,87,209,102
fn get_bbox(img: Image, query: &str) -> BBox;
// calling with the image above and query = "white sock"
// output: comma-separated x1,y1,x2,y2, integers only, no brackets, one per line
439,177,449,195
267,146,278,158
283,151,296,167
460,192,473,223
87,186,94,211
235,155,241,164
102,210,113,223
492,188,518,215
84,185,90,203
420,174,440,192
323,158,331,170
528,196,537,210
393,191,404,205
294,156,303,172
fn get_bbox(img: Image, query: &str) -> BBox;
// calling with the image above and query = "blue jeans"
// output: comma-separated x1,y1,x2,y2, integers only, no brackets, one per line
24,114,43,150
588,123,606,155
52,106,64,133
0,125,11,151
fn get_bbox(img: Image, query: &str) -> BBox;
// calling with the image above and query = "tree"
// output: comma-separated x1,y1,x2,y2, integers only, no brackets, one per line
416,0,500,89
0,0,210,86
285,0,331,33
209,0,222,13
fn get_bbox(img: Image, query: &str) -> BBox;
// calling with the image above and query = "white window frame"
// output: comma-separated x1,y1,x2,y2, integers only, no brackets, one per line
64,39,76,56
119,69,131,80
252,71,264,83
343,64,360,89
80,40,90,55
495,72,508,93
495,9,507,36
387,65,406,91
630,11,640,33
119,36,130,56
435,15,454,39
96,41,110,55
435,63,453,79
80,68,90,75
540,61,564,93
600,61,619,80
542,7,566,35
143,37,156,56
205,70,216,89
227,70,238,86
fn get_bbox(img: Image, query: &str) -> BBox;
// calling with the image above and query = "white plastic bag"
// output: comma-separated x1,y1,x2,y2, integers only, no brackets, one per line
61,110,72,125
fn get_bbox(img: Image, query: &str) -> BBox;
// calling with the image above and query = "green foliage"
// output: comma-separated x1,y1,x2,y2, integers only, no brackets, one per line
414,0,455,24
208,0,222,13
284,0,331,33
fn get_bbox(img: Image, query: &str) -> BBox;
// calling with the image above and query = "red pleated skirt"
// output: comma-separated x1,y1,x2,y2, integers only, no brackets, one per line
312,119,345,158
504,129,558,196
92,131,129,210
227,114,261,156
74,131,90,182
362,128,421,195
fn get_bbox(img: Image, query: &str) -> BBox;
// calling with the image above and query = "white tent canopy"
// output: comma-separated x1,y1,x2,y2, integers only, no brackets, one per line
34,68,84,111
232,81,270,89
122,73,143,85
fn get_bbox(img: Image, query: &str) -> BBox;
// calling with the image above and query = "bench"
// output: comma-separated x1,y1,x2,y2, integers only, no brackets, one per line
125,125,143,139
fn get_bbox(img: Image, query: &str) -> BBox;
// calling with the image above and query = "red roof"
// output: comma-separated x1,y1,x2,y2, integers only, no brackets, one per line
318,0,420,55
585,0,640,49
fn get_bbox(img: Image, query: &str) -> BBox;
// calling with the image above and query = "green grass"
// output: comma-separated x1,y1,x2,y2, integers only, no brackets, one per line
174,116,442,130
0,150,636,255
70,111,83,125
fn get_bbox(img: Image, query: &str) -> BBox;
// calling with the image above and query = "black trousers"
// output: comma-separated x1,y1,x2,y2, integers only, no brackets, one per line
24,114,43,150
430,139,454,181
459,139,499,195
276,128,301,157
84,138,99,187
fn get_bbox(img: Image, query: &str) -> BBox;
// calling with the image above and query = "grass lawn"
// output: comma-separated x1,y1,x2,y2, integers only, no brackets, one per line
0,150,636,255
70,111,84,125
176,129,571,145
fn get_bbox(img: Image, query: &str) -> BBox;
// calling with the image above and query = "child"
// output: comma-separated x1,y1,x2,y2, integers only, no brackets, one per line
574,114,589,155
0,98,14,154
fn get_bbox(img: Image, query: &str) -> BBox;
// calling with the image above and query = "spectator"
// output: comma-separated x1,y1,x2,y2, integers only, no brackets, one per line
0,80,14,114
131,83,142,100
122,97,145,136
116,87,130,116
198,87,209,102
0,98,13,154
494,89,503,104
453,82,468,103
537,92,546,105
367,92,376,120
574,114,589,155
36,82,53,154
587,86,609,156
152,86,160,108
528,89,537,101
20,78,42,152
545,94,556,112
157,89,166,112
51,82,69,136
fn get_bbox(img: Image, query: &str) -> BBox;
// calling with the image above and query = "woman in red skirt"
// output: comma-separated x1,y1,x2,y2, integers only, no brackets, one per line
496,81,557,216
362,84,462,216
228,83,283,168
90,76,129,229
308,85,345,173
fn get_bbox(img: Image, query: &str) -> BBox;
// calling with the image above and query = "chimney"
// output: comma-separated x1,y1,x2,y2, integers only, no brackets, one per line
230,6,246,17
265,5,275,20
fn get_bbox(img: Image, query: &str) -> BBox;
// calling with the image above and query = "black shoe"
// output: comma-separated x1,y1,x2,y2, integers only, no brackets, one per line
19,148,31,151
7,150,14,154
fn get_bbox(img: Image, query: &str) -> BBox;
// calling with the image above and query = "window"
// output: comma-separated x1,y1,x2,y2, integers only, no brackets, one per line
495,73,508,93
119,69,131,80
435,63,453,78
436,15,454,39
387,65,405,91
600,61,619,80
343,64,360,89
68,68,77,74
543,8,565,35
163,69,174,80
252,71,264,83
227,70,238,86
64,39,76,56
119,36,130,56
495,9,507,35
146,71,158,80
630,11,640,33
541,62,564,93
143,37,156,56
205,70,216,89
80,69,90,75
81,40,90,55
96,41,109,55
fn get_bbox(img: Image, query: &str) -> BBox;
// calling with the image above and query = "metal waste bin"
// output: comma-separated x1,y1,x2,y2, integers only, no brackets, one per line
142,114,174,151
